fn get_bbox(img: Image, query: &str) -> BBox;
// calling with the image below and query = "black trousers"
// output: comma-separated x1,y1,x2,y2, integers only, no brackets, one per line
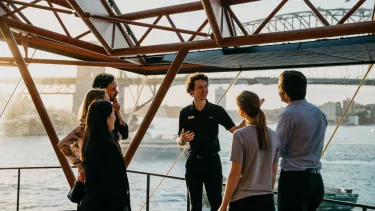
229,194,275,211
185,153,222,211
278,170,324,211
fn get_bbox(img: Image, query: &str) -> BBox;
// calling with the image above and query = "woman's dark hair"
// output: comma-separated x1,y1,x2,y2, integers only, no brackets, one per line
185,72,209,93
236,91,269,150
78,89,106,122
279,70,307,101
81,100,113,165
92,73,115,89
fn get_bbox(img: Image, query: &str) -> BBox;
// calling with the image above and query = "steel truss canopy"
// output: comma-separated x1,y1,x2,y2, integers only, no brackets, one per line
2,0,375,186
0,0,375,76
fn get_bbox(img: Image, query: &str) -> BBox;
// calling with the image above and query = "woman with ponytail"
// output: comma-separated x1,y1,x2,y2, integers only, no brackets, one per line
218,91,280,211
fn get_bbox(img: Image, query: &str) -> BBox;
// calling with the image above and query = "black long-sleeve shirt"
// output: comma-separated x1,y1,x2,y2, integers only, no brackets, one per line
80,135,131,211
114,113,129,141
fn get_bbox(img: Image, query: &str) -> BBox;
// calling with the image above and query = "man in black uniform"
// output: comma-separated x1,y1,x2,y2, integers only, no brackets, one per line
177,73,245,211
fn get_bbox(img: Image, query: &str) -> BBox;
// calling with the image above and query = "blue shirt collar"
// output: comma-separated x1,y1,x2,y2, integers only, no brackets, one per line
286,99,307,109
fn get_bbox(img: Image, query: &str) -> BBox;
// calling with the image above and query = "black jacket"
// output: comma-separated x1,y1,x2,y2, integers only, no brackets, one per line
80,135,131,211
114,114,129,141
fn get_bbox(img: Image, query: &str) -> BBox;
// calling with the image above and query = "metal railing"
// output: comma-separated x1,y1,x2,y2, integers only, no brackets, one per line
0,166,374,211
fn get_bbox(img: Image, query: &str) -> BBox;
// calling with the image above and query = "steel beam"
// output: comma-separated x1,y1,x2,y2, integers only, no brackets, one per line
66,0,112,54
112,20,375,56
253,0,287,34
188,19,209,41
136,16,163,46
201,0,224,42
304,0,330,26
45,0,71,37
0,18,76,188
166,15,185,42
0,57,203,70
100,0,134,47
118,2,203,20
338,0,366,24
75,30,91,39
91,15,209,37
224,7,235,36
0,2,24,21
4,18,108,55
0,32,122,62
3,0,42,18
47,0,71,9
226,6,248,35
1,0,75,15
27,36,124,63
117,0,259,20
124,48,189,167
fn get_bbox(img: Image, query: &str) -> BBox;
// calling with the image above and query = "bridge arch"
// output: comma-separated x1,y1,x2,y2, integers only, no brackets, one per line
242,8,372,34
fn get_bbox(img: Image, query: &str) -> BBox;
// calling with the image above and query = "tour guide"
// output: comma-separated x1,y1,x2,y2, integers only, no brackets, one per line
177,73,245,211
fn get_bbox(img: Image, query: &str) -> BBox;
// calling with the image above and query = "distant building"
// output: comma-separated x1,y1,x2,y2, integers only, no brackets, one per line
215,86,226,109
335,102,343,117
343,98,356,115
366,104,375,119
321,102,337,123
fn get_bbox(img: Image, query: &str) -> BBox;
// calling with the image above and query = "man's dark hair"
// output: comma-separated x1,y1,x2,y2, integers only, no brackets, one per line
185,72,209,93
92,73,115,89
280,70,307,101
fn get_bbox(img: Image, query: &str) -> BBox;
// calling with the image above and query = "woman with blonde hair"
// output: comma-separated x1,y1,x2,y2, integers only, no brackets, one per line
219,91,280,211
58,89,109,182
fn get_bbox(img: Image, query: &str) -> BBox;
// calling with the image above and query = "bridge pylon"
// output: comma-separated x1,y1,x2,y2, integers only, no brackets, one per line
73,66,104,113
73,66,127,114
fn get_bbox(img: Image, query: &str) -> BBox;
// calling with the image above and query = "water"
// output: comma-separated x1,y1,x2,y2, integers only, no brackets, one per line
0,118,374,210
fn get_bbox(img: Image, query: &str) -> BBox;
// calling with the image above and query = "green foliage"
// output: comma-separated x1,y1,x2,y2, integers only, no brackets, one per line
0,95,77,136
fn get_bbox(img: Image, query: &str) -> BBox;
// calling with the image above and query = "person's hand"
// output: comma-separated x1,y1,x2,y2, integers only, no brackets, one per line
77,165,85,182
180,128,195,143
113,98,121,113
218,205,227,211
260,98,265,106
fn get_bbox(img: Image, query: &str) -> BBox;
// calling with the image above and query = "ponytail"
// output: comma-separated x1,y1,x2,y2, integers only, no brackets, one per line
236,90,269,151
256,109,269,150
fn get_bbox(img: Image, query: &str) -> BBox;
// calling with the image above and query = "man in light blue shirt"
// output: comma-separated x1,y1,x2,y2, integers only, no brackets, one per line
276,70,327,211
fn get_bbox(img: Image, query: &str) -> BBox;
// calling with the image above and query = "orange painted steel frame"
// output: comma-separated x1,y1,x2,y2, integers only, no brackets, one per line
0,18,76,188
0,0,374,184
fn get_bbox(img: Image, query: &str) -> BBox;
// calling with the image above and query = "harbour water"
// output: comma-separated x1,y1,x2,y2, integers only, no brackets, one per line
0,118,374,210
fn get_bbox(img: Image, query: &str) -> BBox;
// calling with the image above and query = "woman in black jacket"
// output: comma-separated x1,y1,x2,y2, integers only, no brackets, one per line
80,100,131,211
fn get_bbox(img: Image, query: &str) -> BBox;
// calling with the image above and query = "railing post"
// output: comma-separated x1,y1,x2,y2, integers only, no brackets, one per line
363,208,367,211
16,168,20,211
146,174,150,211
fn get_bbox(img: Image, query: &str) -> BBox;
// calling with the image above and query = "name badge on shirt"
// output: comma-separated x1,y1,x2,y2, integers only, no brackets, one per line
188,116,195,119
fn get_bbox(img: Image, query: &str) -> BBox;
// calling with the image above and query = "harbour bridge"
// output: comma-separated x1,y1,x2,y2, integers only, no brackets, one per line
242,8,373,34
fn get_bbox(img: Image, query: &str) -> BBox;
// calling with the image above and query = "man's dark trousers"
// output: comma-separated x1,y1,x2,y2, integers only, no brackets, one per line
278,170,324,211
185,153,222,211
